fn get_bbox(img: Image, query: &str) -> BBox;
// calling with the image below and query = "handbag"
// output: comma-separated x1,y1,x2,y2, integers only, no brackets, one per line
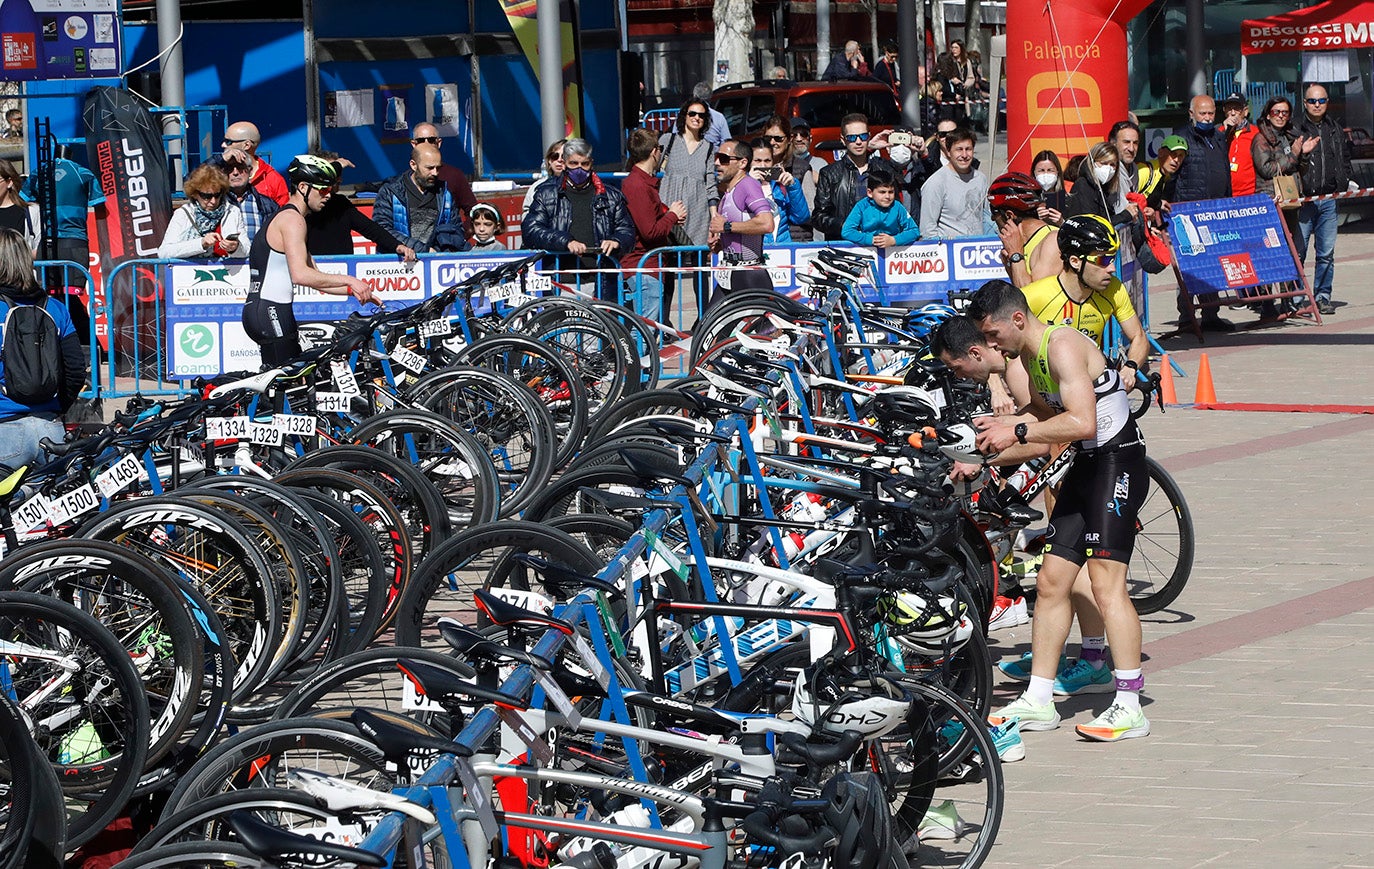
1273,173,1301,209
1138,226,1172,274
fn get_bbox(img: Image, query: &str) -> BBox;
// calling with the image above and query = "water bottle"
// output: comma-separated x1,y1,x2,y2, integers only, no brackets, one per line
781,492,826,524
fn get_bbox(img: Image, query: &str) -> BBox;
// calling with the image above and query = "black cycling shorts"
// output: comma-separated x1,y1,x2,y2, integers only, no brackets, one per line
242,296,301,368
1043,431,1148,566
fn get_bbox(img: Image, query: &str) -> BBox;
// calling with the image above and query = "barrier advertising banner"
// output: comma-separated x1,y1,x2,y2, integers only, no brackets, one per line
85,87,174,353
0,0,122,80
1164,194,1302,295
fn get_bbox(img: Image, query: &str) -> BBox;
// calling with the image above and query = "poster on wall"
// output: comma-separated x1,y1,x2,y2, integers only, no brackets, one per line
425,84,460,137
379,84,411,141
324,89,374,128
0,0,122,80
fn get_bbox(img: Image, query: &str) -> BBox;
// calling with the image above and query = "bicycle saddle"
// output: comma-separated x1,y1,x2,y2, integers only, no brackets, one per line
511,553,621,598
677,389,751,418
208,368,283,398
228,810,387,867
617,451,690,488
643,418,729,444
395,658,528,712
438,619,558,669
474,589,575,636
0,464,29,500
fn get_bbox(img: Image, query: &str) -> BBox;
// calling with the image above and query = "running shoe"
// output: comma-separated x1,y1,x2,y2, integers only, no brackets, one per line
918,800,968,841
1053,658,1114,696
938,717,1025,763
989,693,1060,731
998,652,1069,682
1075,702,1150,742
987,594,1029,631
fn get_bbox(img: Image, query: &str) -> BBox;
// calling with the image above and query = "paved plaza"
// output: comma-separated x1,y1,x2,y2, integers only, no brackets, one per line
985,216,1374,867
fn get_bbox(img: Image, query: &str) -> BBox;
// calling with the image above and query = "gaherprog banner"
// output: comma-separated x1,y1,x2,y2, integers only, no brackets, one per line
84,86,173,354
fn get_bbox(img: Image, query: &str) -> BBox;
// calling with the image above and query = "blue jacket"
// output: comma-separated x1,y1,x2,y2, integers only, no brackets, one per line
521,173,636,255
841,197,920,247
372,174,468,252
0,289,86,421
765,178,810,244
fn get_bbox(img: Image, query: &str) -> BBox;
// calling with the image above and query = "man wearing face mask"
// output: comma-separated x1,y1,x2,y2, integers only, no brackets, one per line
1171,94,1235,332
522,138,635,298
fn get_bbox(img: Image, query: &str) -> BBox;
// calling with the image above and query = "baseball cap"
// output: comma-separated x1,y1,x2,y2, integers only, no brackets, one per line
790,117,811,132
1220,91,1248,108
1160,135,1189,153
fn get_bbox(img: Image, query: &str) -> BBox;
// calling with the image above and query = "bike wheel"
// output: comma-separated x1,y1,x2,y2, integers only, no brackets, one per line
273,646,471,732
0,694,66,869
129,788,341,854
1129,456,1195,614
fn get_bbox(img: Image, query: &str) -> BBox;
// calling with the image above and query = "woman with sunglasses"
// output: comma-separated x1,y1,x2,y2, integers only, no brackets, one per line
522,139,567,215
158,164,246,259
658,98,718,246
0,159,40,256
1252,95,1315,319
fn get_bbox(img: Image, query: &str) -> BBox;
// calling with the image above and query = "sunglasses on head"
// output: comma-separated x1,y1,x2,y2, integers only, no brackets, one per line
843,132,871,143
413,136,441,144
1306,97,1329,105
686,110,709,119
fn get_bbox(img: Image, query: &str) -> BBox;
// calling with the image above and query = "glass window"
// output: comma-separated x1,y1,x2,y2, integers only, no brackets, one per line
797,90,901,129
713,96,748,134
746,96,778,134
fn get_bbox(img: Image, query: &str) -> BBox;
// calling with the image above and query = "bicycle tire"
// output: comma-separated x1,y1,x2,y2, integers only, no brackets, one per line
105,840,265,869
128,788,339,855
1129,456,1195,614
0,694,65,869
272,645,472,730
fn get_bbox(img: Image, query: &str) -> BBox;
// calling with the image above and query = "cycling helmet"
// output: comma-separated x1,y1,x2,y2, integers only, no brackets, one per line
1057,213,1121,260
865,386,942,433
987,171,1043,214
792,665,911,738
286,154,340,187
936,421,983,463
905,302,959,340
822,773,897,869
877,587,965,641
898,609,975,657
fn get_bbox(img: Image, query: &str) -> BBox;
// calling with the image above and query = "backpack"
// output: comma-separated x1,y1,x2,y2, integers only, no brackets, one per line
0,292,63,406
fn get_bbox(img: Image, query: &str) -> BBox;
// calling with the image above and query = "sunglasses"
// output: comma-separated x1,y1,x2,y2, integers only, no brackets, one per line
843,132,871,143
1082,253,1114,267
714,153,745,164
1305,97,1329,105
307,183,334,192
412,136,441,144
792,129,810,137
547,153,564,161
686,110,709,119
764,135,787,143
222,138,251,147
1270,109,1291,117
194,191,224,201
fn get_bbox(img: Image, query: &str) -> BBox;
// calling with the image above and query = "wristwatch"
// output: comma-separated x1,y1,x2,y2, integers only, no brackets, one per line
1007,252,1025,264
1014,422,1029,445
723,220,733,234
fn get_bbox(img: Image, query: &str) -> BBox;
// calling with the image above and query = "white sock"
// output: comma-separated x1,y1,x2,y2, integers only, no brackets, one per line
1113,668,1143,711
1080,635,1108,670
1026,675,1055,706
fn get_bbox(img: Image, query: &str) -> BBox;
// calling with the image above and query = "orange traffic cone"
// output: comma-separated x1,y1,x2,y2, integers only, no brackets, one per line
1159,354,1178,405
1194,353,1217,405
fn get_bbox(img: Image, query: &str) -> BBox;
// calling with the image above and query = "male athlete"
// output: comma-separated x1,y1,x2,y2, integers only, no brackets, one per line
932,282,1151,741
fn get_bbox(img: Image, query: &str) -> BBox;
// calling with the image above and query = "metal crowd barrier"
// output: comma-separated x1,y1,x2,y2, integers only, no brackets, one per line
33,259,99,399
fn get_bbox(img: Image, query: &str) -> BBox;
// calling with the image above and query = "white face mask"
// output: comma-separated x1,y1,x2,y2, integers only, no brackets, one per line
1093,164,1115,185
888,144,912,166
1035,172,1058,191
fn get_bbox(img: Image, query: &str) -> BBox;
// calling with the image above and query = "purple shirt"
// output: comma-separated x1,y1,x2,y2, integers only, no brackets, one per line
719,175,773,260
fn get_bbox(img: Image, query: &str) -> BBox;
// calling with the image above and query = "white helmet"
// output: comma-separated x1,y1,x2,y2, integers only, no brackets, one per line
876,588,965,642
792,666,911,738
937,422,984,463
897,610,975,658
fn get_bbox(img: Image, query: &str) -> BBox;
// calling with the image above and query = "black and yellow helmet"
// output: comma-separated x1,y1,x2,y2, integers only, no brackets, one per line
1058,214,1120,260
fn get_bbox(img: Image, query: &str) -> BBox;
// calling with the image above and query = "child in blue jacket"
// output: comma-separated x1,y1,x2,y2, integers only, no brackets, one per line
841,168,920,249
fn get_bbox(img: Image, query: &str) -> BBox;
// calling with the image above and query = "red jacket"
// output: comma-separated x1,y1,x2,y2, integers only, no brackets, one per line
251,160,290,205
620,165,681,270
1229,124,1260,197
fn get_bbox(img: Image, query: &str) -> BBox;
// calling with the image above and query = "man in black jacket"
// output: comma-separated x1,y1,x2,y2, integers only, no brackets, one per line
1294,83,1353,315
1172,94,1234,331
813,113,895,240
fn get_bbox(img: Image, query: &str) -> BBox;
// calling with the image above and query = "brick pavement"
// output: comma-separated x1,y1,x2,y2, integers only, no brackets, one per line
981,216,1374,867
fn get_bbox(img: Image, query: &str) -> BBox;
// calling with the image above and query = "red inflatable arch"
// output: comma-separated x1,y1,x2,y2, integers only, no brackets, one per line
1006,0,1154,170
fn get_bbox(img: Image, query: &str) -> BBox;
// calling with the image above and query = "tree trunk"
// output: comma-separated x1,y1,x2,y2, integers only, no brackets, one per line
869,0,880,63
916,0,926,82
931,0,946,56
714,0,755,85
965,0,981,59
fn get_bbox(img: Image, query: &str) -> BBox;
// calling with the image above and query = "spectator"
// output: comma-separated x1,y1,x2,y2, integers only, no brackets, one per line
523,139,567,214
918,127,990,240
1294,83,1353,316
21,145,103,344
1,109,21,140
936,40,976,124
869,126,927,216
814,113,895,240
304,153,415,261
223,121,289,205
1109,120,1143,212
1171,95,1233,331
1137,135,1186,214
692,82,731,147
1031,149,1068,224
521,138,635,299
749,138,808,243
0,228,86,469
918,68,943,133
873,40,900,91
707,139,775,302
157,164,245,259
824,41,869,82
216,147,278,247
467,203,507,252
373,144,468,253
920,118,981,177
410,122,479,229
788,119,828,237
1221,92,1259,197
0,159,40,255
659,99,719,245
621,128,686,320
1252,95,1313,321
770,66,788,80
841,168,919,248
243,156,374,366
1066,142,1134,226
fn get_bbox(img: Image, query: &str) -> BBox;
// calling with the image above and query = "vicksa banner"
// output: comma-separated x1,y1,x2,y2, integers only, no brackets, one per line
1165,194,1302,295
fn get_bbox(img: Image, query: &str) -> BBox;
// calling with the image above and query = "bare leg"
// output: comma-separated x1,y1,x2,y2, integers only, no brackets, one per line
1029,554,1080,680
1071,566,1105,639
1085,558,1141,670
